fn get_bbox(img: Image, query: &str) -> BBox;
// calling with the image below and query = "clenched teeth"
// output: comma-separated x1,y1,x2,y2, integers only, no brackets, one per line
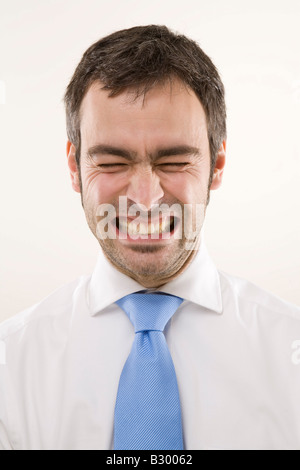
118,218,173,236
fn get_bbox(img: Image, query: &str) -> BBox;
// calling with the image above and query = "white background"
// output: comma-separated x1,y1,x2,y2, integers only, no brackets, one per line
0,0,299,322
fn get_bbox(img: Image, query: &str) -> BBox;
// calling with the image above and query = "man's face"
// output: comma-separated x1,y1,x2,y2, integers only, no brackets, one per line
67,79,225,287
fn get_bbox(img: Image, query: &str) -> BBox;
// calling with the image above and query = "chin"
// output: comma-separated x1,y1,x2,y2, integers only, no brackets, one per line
115,242,191,281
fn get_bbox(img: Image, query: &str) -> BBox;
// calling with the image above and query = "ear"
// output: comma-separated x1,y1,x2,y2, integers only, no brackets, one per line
66,141,81,193
210,140,226,190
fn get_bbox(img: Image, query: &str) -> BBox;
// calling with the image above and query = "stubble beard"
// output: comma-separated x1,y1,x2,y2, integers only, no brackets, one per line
99,235,194,284
83,201,205,287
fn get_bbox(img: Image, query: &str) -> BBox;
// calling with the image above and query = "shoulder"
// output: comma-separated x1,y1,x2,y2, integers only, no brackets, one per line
218,270,300,322
0,275,90,342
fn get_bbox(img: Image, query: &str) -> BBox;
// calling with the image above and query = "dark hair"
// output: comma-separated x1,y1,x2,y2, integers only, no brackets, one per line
64,25,226,186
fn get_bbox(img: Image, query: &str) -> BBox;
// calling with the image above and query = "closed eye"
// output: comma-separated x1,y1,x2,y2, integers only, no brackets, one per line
156,162,189,171
158,163,188,166
97,163,127,167
96,163,129,172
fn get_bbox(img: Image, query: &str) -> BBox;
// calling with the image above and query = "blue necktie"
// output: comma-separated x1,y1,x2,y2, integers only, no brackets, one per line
114,292,184,450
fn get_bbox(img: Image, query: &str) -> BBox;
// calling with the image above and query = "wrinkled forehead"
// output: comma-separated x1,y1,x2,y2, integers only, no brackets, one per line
79,79,208,148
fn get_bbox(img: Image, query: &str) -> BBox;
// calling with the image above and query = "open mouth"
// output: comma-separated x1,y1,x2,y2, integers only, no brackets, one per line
115,215,178,238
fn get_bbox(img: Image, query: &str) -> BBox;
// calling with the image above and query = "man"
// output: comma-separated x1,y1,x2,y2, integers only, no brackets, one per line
0,25,299,451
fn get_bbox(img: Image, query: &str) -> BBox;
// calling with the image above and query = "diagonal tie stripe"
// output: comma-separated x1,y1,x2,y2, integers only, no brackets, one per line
114,293,184,450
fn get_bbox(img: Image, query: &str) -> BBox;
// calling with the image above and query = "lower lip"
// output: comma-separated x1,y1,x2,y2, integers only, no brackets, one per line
114,218,179,244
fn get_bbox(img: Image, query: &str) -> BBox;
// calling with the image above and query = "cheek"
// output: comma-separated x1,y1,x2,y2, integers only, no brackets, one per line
163,173,208,204
82,170,127,204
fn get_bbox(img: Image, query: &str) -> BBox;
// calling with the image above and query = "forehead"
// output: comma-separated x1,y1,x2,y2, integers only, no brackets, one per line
79,79,208,147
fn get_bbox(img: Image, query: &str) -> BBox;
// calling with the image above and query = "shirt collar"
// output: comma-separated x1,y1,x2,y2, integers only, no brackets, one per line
87,236,223,316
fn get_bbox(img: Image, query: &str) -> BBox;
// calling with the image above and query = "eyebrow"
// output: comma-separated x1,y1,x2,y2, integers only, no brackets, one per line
87,144,201,161
88,144,135,160
154,145,200,160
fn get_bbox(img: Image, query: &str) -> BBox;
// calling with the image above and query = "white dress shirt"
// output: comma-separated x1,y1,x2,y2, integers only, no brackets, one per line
1,241,300,450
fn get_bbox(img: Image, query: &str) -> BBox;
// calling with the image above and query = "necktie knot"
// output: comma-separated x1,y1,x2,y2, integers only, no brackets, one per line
116,292,184,333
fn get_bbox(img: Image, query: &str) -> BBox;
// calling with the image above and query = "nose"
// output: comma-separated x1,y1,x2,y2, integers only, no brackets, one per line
126,167,164,210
